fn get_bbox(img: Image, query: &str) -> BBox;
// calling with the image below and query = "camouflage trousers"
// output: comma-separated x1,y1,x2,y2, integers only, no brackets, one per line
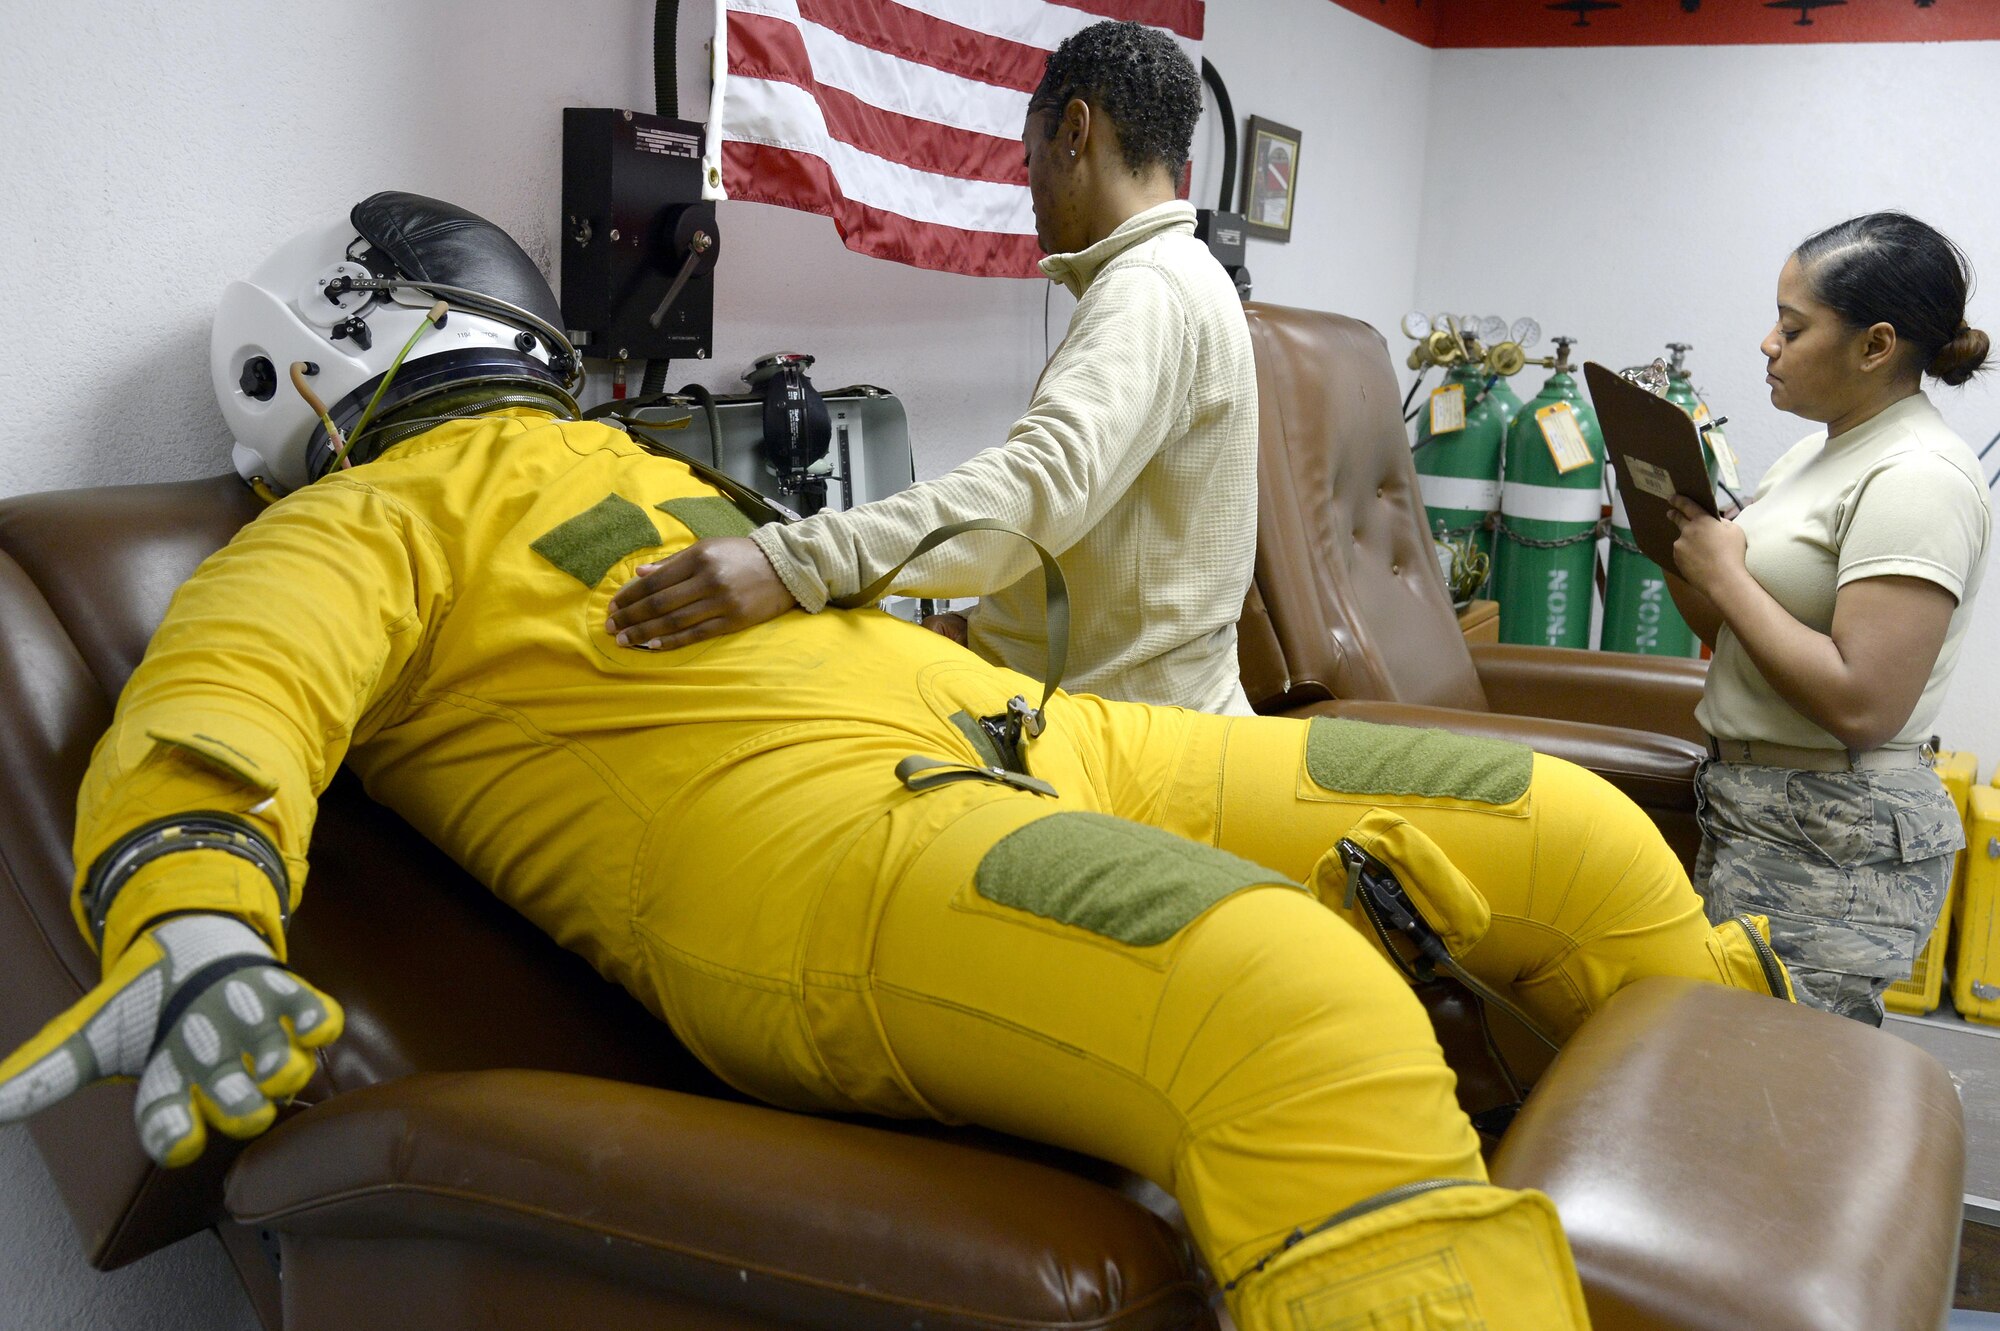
1693,759,1962,1026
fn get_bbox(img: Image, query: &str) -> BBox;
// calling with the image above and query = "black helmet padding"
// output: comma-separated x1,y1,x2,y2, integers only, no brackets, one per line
351,192,565,333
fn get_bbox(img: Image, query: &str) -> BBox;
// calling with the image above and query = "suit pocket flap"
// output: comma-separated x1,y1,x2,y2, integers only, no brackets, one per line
146,724,281,793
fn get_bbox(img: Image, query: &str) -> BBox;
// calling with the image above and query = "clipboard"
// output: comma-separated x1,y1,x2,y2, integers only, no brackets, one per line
1582,361,1718,577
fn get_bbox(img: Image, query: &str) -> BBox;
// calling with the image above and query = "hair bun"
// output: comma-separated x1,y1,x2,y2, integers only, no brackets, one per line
1928,324,1991,386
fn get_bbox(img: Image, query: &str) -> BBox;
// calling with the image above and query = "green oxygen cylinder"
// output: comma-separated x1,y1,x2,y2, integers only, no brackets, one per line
1663,342,1740,497
1491,339,1603,648
1483,371,1526,431
1670,343,1745,509
1661,345,1708,458
1601,468,1696,656
1601,344,1706,656
1413,362,1513,582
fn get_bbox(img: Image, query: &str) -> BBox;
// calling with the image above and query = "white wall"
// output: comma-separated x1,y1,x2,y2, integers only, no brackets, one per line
0,0,1055,498
1194,0,1434,343
0,2,1433,1324
1414,40,2000,763
0,1,632,495
0,0,1429,500
0,1125,259,1330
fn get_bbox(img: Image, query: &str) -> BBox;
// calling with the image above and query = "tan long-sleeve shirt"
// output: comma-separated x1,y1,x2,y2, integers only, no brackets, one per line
748,201,1258,714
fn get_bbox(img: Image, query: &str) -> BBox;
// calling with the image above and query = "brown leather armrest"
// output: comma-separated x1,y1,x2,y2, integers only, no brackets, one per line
1493,977,1962,1331
227,1070,1211,1331
1468,644,1708,746
1276,698,1701,813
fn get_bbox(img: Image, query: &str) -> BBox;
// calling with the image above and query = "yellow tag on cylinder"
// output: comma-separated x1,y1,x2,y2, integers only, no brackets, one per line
1429,384,1466,435
1709,428,1742,491
1535,402,1593,474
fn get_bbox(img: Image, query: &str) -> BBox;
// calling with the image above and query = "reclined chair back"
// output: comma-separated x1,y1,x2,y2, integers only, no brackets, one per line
0,477,715,1269
1238,302,1489,714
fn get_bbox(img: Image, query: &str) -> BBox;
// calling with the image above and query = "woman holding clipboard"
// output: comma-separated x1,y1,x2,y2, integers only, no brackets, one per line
1665,212,1992,1025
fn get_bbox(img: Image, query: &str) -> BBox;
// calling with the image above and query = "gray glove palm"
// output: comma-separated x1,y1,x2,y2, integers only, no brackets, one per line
0,913,342,1167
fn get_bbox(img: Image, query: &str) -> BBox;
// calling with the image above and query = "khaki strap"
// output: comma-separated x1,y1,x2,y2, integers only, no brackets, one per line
831,518,1070,723
893,755,1058,799
616,418,801,529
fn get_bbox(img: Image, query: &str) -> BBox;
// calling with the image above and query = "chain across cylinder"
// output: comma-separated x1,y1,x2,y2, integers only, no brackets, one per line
1491,368,1604,649
1414,364,1522,597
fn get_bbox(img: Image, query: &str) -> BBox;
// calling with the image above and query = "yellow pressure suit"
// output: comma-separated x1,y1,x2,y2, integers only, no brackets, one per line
67,410,1786,1329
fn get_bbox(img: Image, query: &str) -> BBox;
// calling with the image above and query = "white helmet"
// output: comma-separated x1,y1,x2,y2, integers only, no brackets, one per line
211,192,582,494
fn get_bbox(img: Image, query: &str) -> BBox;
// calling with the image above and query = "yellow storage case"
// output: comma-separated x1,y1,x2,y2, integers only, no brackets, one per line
1951,780,2000,1025
1885,749,1976,1015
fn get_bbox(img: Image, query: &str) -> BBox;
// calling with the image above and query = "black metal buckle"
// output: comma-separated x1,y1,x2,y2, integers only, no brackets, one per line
976,694,1045,774
1335,838,1452,982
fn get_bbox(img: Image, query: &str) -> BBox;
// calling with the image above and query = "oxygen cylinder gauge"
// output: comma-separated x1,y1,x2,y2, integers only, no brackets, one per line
1477,317,1539,380
1483,342,1523,378
1402,312,1471,371
1401,310,1545,380
1405,308,1544,592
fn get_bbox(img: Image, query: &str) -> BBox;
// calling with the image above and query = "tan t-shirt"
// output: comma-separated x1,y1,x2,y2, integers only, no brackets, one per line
1696,392,1992,750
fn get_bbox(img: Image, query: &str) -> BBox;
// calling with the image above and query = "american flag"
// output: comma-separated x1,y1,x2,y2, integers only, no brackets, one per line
703,0,1204,279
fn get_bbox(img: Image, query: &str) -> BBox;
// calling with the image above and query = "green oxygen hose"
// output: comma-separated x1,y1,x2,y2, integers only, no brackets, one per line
330,301,448,471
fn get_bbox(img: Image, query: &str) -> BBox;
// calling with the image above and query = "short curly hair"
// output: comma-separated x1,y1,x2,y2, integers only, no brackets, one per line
1028,21,1201,180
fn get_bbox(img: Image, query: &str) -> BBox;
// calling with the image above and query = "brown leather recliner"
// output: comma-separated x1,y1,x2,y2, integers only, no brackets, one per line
1237,301,1713,865
0,474,1965,1331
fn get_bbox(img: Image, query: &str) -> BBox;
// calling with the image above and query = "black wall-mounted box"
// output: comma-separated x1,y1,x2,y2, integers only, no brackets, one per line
1194,209,1246,271
560,107,714,363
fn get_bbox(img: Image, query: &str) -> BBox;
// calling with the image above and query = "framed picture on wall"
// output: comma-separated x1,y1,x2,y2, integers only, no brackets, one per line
1241,116,1301,242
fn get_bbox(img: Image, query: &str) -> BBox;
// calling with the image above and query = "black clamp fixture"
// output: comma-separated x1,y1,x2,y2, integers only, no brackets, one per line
745,352,832,515
1193,58,1252,301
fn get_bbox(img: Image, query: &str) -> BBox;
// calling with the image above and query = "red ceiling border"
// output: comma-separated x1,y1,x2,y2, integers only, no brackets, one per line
1323,0,1438,46
1323,0,2000,49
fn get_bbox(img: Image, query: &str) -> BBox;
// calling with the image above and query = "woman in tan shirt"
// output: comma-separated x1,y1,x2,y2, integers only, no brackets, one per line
603,22,1259,715
1666,212,1992,1023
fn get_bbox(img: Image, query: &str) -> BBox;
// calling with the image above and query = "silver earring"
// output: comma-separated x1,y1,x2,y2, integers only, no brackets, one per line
1069,150,1076,158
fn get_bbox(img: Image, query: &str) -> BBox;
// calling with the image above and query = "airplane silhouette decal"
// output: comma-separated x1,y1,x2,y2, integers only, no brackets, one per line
1548,0,1619,27
1767,0,1847,26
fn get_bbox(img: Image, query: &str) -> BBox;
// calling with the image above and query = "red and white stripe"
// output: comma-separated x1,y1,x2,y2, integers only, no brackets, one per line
704,0,1203,279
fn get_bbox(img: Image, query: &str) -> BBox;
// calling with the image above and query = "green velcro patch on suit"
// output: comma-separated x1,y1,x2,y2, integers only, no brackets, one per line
949,710,1005,771
656,496,758,541
530,494,661,586
1305,717,1532,805
975,812,1296,946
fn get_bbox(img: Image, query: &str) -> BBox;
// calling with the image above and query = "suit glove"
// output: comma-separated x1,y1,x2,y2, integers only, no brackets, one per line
0,912,342,1166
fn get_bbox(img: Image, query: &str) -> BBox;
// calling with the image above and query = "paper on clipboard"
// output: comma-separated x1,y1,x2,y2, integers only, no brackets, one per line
1582,361,1719,577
